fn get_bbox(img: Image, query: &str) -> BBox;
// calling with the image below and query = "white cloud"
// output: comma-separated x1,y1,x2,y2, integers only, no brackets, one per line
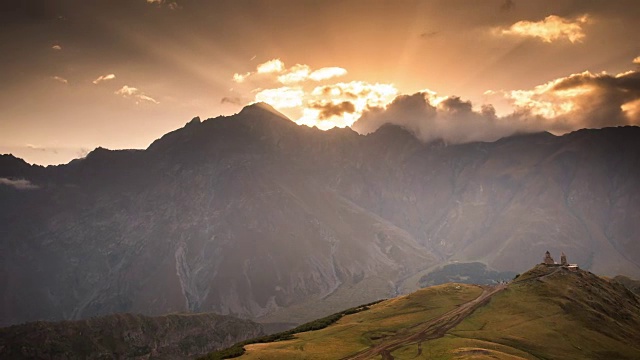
233,59,347,85
309,67,348,81
257,59,286,74
277,64,311,84
254,87,304,108
52,45,62,50
233,72,251,83
498,14,590,43
0,178,39,190
92,74,116,84
115,85,159,104
137,94,159,104
634,56,640,65
52,76,68,84
115,85,139,96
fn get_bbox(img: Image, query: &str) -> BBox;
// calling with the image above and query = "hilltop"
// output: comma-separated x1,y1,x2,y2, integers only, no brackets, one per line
204,264,640,359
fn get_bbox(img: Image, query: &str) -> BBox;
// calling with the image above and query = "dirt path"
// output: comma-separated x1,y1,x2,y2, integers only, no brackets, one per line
344,284,506,360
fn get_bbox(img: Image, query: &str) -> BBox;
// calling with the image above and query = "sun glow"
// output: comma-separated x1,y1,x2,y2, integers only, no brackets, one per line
296,81,398,129
236,58,398,129
254,87,304,108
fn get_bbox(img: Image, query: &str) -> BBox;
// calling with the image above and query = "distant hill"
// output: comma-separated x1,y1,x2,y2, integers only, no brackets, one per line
1,103,639,326
615,275,640,296
0,312,263,359
205,264,640,359
419,262,516,287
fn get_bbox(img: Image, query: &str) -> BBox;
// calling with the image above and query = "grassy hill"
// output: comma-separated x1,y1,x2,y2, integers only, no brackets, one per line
419,265,640,359
203,264,640,359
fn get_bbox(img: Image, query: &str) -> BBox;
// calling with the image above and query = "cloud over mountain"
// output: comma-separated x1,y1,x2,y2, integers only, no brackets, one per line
504,69,640,131
353,68,640,143
352,92,519,143
311,101,356,120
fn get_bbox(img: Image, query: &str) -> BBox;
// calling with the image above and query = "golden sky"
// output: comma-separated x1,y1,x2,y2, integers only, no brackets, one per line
1,0,639,165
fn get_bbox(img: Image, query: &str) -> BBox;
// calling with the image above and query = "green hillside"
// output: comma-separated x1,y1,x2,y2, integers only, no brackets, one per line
204,264,640,359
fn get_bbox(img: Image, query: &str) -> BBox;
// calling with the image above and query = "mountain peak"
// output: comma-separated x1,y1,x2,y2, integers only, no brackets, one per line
239,102,289,120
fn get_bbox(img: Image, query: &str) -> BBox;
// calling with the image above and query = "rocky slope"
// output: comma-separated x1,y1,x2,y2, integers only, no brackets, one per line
0,312,263,359
1,103,639,326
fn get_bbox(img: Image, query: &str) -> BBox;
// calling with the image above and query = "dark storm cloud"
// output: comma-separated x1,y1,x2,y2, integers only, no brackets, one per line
311,101,356,120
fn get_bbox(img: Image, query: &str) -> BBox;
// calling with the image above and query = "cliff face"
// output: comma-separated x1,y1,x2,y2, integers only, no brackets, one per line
1,103,639,326
0,312,264,359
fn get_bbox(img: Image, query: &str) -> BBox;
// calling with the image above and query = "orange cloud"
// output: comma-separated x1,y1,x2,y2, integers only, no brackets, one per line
309,67,348,81
277,64,311,84
92,74,116,84
115,85,159,104
115,85,139,96
254,87,304,108
257,59,286,74
353,67,640,144
233,59,347,84
498,15,590,43
502,70,640,131
52,76,68,84
297,81,398,129
233,72,251,83
310,101,356,120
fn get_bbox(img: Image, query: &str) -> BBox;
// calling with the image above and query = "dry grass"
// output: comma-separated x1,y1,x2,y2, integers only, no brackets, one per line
241,284,482,359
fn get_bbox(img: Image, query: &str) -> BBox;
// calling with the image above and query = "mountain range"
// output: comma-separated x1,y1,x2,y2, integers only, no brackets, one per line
1,103,639,327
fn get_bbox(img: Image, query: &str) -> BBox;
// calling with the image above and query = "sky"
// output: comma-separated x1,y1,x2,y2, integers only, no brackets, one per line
1,0,639,165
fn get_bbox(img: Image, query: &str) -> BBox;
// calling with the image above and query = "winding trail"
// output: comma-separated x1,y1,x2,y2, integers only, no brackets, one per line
343,284,507,360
